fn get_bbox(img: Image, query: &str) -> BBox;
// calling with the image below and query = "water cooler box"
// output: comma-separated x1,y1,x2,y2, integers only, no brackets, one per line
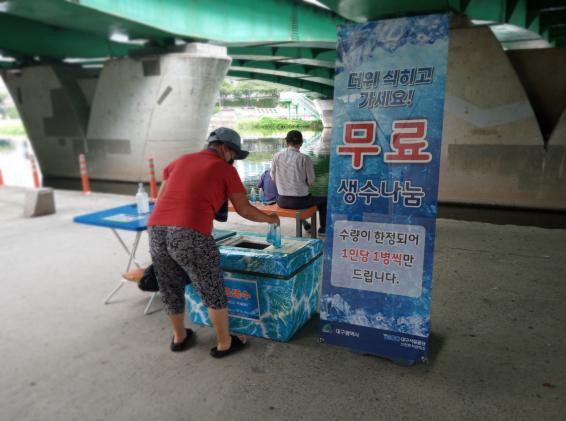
185,232,323,342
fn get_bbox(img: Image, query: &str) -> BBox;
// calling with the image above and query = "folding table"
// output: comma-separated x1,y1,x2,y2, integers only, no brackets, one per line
74,203,237,315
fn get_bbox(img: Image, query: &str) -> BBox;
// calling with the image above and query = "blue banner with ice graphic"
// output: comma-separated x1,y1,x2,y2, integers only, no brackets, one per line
319,14,451,364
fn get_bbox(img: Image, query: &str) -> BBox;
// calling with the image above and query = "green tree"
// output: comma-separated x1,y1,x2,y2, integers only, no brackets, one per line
6,105,19,119
219,80,234,106
220,79,284,106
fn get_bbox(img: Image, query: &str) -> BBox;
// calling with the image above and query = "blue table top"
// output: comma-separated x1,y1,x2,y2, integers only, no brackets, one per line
74,203,155,231
73,203,237,241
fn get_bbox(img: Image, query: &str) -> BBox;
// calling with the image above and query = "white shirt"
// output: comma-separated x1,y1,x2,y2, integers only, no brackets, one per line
271,148,315,197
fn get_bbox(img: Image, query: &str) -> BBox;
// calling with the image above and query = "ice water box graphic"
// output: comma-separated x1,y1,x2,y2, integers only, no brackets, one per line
185,231,323,341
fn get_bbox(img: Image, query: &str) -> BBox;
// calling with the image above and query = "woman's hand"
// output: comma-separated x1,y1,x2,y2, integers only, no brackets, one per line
269,213,280,226
230,192,279,225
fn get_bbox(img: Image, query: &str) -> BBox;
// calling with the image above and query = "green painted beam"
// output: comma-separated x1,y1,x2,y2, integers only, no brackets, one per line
227,70,333,97
1,0,564,98
319,0,566,49
539,9,566,32
230,59,334,85
548,24,566,40
462,0,566,42
319,0,565,22
228,47,336,68
1,0,172,42
506,0,529,27
505,0,521,22
0,12,137,59
526,15,541,33
462,0,505,22
316,0,452,22
529,0,566,10
66,0,347,45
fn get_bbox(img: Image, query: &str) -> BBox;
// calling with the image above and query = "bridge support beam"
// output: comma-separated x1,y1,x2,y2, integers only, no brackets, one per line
2,43,231,183
307,27,566,211
313,99,334,128
86,43,231,181
439,26,566,210
1,64,97,179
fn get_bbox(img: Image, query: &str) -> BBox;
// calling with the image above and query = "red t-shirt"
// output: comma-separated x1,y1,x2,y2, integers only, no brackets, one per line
148,149,246,235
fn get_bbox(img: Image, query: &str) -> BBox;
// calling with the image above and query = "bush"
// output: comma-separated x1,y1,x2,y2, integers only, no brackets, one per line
236,117,322,132
222,98,278,108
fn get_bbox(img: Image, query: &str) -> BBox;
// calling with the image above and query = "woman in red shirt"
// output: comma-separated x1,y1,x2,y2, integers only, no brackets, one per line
148,128,279,357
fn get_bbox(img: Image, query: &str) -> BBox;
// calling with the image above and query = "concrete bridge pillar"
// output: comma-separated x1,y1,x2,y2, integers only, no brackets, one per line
87,43,231,181
313,99,334,128
2,43,231,183
1,64,97,179
314,27,566,210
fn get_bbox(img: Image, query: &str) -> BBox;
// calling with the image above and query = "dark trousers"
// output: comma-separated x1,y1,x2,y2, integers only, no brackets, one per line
277,194,327,228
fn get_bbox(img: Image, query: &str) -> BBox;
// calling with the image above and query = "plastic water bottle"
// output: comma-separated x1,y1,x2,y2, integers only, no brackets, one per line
250,187,257,204
266,223,274,244
259,188,265,204
273,224,281,248
136,182,150,214
267,223,281,248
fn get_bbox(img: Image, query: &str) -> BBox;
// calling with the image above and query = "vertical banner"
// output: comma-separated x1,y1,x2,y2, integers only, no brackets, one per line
320,14,451,365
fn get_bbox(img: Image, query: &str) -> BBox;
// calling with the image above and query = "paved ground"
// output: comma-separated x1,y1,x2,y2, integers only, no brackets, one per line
0,187,564,421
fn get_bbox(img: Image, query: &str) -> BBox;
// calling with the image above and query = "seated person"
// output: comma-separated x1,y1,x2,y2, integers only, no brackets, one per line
257,168,278,204
271,130,327,235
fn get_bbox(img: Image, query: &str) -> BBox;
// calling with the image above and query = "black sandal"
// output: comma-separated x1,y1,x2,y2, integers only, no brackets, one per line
170,328,194,352
210,335,247,358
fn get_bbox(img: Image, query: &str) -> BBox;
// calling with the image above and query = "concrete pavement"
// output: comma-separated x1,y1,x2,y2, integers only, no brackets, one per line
0,187,564,421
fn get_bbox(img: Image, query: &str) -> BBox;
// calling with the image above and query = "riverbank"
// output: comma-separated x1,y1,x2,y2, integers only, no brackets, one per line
236,117,323,133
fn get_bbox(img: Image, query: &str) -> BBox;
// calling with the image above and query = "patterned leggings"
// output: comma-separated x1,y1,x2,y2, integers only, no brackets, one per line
148,226,227,315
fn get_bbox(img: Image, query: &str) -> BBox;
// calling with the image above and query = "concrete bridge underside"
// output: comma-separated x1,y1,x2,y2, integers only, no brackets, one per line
2,26,565,211
0,1,565,210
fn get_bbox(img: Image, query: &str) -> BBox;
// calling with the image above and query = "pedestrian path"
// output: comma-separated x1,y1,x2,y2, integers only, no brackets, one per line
0,187,564,421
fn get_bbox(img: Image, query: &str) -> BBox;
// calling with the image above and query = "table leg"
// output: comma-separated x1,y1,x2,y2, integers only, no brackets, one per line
295,213,303,237
112,228,131,255
112,229,142,268
104,231,142,305
103,280,126,305
125,231,142,272
311,213,317,239
144,292,161,315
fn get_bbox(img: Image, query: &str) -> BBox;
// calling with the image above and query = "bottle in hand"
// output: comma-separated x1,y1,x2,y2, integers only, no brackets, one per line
267,223,281,248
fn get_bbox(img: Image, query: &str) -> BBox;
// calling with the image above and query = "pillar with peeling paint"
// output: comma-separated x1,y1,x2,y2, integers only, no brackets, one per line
1,43,231,183
86,43,231,181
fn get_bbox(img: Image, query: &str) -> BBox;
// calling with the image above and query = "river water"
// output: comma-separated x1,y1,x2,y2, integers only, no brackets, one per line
235,129,330,196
